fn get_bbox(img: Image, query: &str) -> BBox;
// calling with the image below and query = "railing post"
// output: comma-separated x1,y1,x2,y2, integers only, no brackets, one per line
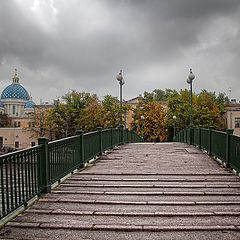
198,128,202,149
208,127,213,155
188,127,192,145
97,127,103,155
38,137,51,194
109,127,113,149
75,130,84,168
118,126,122,145
190,127,194,145
226,129,234,168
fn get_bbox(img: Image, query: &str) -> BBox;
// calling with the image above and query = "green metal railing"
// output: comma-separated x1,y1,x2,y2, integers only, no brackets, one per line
0,128,143,221
0,146,40,219
175,127,239,172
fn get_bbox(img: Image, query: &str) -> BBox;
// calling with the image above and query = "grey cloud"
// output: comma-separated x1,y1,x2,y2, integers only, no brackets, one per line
0,0,240,102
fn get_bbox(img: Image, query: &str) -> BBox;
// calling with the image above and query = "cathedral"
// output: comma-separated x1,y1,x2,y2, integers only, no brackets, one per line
0,69,37,150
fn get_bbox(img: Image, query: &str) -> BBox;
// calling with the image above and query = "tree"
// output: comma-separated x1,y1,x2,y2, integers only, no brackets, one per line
47,103,78,139
45,91,115,139
0,113,11,127
143,89,179,102
82,95,104,132
135,102,167,142
194,91,225,130
102,95,119,128
167,89,225,137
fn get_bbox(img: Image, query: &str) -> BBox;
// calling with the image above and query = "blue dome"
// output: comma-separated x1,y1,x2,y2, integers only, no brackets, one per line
24,100,35,108
1,83,30,101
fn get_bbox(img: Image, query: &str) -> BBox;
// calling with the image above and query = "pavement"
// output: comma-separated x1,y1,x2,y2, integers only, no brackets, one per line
1,142,240,239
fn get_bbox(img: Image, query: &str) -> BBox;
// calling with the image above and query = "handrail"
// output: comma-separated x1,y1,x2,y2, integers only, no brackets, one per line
0,127,143,221
175,127,239,173
0,146,41,220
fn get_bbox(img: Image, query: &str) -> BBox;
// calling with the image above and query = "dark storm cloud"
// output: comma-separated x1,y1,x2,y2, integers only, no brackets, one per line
0,0,240,102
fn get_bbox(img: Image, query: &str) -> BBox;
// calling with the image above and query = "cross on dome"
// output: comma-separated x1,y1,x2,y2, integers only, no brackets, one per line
12,68,19,83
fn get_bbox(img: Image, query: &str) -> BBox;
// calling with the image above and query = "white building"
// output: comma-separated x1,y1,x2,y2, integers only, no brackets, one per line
0,69,37,149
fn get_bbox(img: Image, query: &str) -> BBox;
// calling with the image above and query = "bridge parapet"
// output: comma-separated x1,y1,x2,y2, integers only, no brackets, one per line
176,127,240,173
0,128,142,224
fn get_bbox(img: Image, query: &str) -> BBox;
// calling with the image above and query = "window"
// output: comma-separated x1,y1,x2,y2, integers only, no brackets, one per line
31,142,35,147
235,118,240,128
13,105,16,115
15,141,19,149
18,122,21,127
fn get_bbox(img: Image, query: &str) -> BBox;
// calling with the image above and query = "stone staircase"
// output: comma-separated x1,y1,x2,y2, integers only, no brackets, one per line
1,143,240,239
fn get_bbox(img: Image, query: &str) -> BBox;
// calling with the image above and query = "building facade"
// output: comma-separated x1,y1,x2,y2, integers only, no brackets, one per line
224,103,240,136
0,69,37,149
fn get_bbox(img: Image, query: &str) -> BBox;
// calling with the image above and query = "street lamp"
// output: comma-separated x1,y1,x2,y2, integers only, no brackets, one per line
173,115,176,139
116,70,125,143
186,68,195,127
141,115,145,140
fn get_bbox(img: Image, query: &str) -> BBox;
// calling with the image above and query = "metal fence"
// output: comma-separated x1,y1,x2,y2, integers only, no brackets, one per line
175,127,239,172
0,127,143,220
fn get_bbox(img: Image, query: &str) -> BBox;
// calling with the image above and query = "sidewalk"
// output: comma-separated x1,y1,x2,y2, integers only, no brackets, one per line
1,143,240,240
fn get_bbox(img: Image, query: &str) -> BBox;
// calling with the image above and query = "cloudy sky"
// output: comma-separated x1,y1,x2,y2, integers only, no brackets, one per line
0,0,240,103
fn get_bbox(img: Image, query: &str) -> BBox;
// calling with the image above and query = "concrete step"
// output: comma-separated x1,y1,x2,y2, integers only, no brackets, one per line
1,143,240,240
58,186,240,193
42,192,240,202
1,226,240,240
27,207,240,216
6,217,240,231
60,183,240,188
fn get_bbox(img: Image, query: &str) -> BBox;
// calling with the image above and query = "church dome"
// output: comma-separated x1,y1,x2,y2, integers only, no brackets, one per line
24,100,35,109
1,69,30,101
1,84,30,101
0,101,4,108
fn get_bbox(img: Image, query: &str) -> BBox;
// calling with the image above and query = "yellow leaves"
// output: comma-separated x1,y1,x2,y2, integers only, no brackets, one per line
135,101,168,142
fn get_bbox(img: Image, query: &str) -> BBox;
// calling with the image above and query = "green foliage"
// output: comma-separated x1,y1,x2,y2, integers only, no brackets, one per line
167,89,226,135
102,95,119,128
137,88,226,142
32,87,227,141
143,88,179,102
43,91,123,139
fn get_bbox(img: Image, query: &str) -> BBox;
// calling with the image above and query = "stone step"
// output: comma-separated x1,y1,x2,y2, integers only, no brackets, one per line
76,172,234,176
42,193,240,202
7,218,240,230
60,183,240,188
38,197,240,205
26,208,240,217
1,227,240,240
70,174,239,181
51,190,240,195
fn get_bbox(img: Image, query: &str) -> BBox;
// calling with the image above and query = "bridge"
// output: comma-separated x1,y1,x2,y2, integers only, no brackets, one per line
0,127,240,239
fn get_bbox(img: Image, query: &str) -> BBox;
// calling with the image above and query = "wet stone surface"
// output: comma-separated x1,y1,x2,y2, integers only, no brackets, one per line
1,142,240,239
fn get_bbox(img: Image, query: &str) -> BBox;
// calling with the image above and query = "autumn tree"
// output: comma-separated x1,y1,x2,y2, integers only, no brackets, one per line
82,94,105,132
135,102,167,142
46,91,99,139
194,91,225,130
102,95,119,128
167,89,226,138
0,113,11,127
26,106,53,139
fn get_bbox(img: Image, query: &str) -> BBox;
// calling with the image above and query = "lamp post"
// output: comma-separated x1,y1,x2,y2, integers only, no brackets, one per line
141,115,145,140
186,68,195,127
173,115,176,139
116,70,125,143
